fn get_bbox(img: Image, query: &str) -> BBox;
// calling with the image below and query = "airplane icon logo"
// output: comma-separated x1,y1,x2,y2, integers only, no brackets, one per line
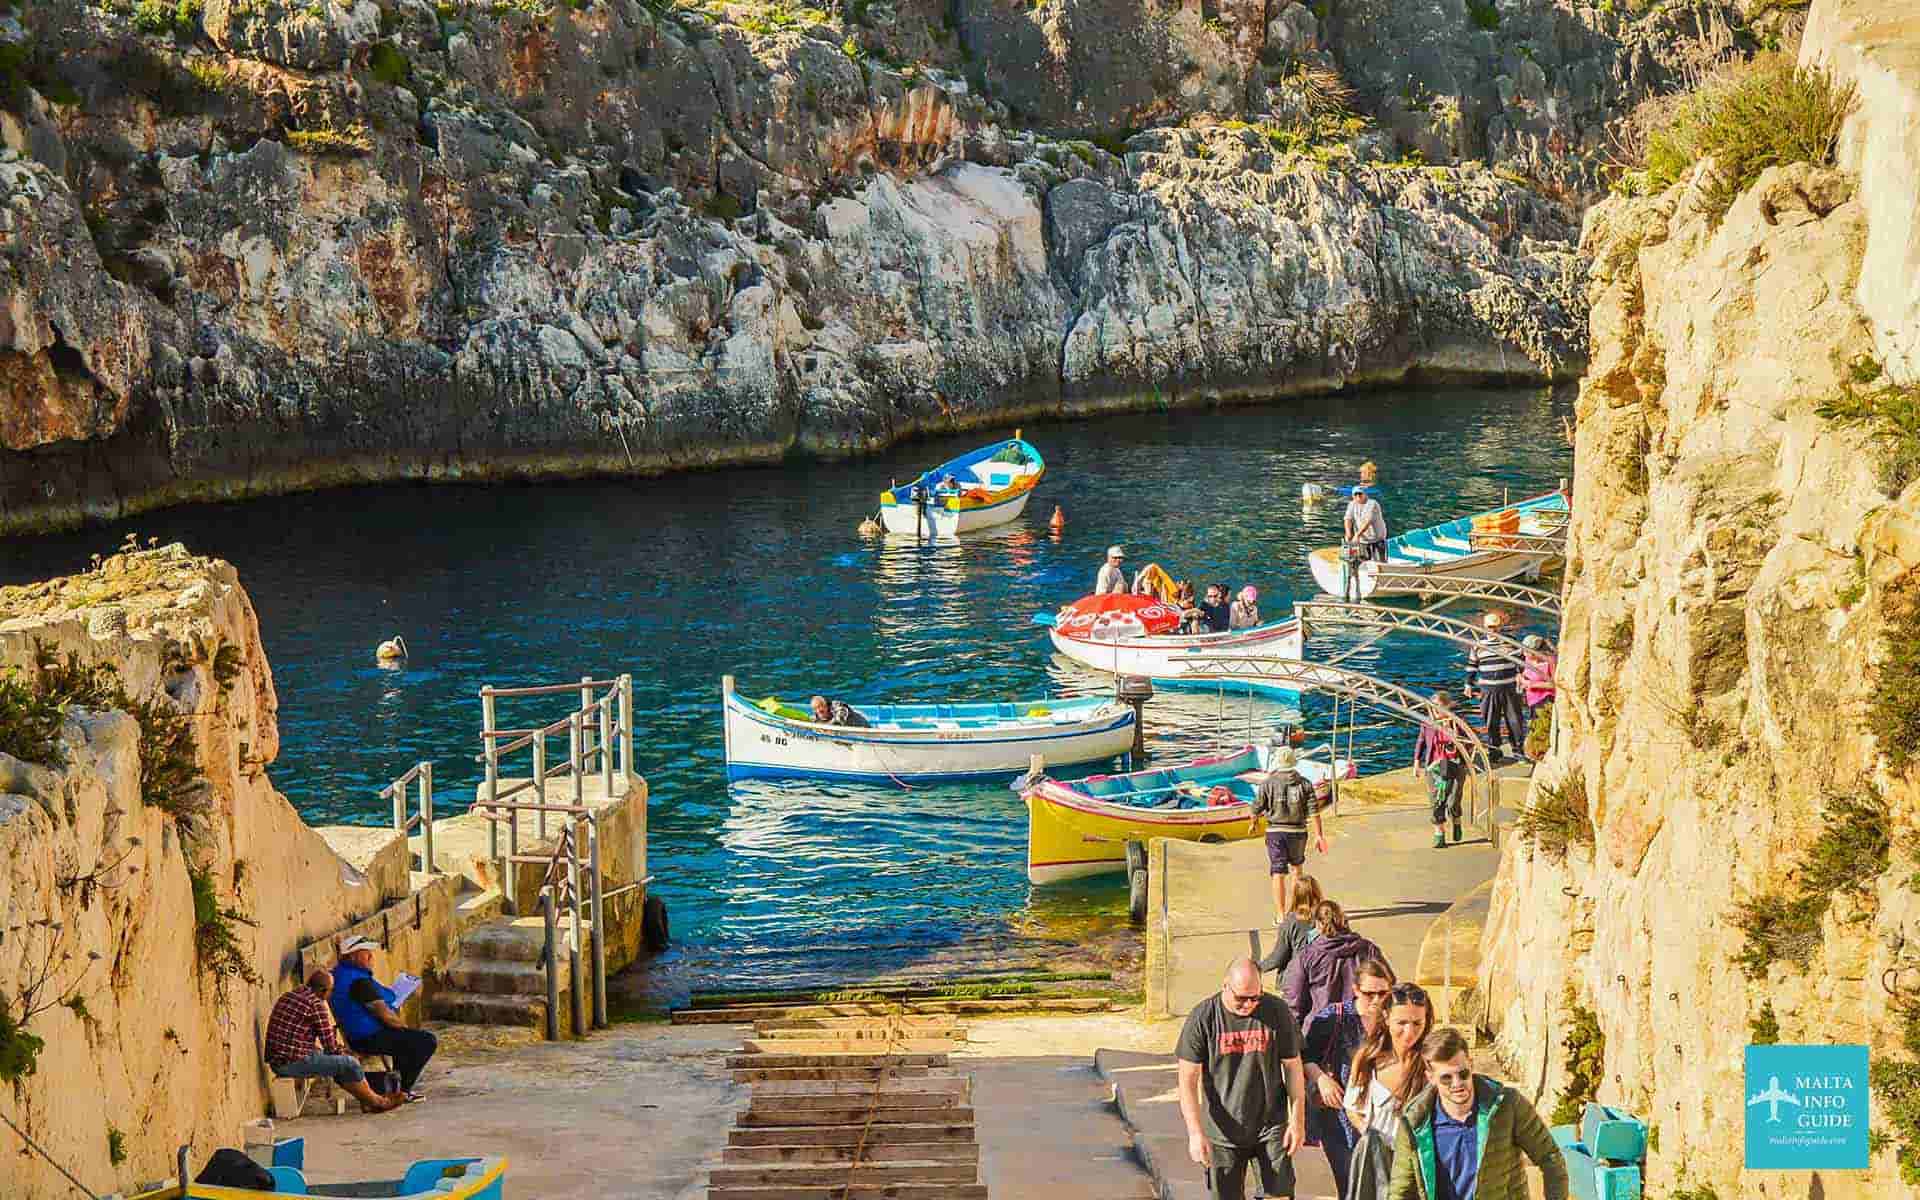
1746,1075,1802,1124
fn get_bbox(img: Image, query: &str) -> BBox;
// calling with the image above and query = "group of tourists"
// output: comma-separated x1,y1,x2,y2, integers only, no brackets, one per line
1177,881,1566,1200
1094,545,1264,633
262,936,440,1114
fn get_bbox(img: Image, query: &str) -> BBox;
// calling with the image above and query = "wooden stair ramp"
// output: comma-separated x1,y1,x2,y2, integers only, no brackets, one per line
708,1014,983,1200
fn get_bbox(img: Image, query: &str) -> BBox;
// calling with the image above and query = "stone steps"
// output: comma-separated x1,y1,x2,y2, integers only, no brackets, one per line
673,996,1112,1025
427,990,550,1031
722,1142,980,1166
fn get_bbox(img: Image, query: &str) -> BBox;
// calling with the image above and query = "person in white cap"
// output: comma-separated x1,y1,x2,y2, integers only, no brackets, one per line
1464,612,1526,763
1251,741,1330,920
1096,545,1129,594
1343,486,1388,564
329,935,437,1100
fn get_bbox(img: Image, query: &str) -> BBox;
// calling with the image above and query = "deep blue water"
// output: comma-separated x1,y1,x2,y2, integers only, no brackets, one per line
0,387,1571,990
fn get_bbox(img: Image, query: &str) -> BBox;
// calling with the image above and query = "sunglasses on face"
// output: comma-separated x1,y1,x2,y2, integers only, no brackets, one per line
1355,987,1392,1003
1227,989,1262,1005
1435,1068,1473,1087
1391,984,1430,1005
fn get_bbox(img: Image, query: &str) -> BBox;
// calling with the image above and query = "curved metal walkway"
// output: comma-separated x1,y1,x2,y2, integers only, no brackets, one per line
1295,600,1533,659
1366,572,1563,617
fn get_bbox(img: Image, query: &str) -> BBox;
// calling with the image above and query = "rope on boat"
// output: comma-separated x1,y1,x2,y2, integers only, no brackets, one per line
0,1108,101,1200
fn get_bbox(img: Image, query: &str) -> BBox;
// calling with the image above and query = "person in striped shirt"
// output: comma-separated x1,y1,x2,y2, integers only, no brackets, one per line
264,970,401,1113
1463,613,1527,763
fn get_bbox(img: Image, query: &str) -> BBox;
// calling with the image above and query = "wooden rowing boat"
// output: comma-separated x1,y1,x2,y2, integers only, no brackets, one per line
878,435,1045,538
1308,490,1569,600
1023,744,1354,884
721,676,1134,785
1045,593,1304,698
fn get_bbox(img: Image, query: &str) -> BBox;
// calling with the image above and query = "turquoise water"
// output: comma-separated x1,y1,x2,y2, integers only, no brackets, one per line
0,386,1572,991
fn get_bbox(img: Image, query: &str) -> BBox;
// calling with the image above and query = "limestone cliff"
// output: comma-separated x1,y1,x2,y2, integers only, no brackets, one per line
1477,2,1920,1196
0,0,1768,534
0,547,395,1197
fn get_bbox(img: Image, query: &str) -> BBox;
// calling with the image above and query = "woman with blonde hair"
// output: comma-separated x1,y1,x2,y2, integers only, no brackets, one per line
1343,983,1434,1200
1256,873,1322,979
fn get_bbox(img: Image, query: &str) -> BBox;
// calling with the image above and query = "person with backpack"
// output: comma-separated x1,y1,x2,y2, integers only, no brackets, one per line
1257,874,1323,981
1414,692,1466,848
1282,900,1386,1026
1251,742,1329,923
1298,956,1397,1197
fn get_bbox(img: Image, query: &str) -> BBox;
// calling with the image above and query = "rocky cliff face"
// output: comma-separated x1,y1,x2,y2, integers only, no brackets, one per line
0,547,393,1197
0,0,1768,534
1478,3,1920,1196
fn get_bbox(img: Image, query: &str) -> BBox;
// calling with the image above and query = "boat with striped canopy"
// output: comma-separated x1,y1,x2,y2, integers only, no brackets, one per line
1045,593,1304,698
1023,743,1354,884
720,675,1134,784
878,434,1045,538
1308,489,1569,600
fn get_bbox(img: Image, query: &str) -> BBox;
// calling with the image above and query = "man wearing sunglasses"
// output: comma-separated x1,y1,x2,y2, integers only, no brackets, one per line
1175,957,1308,1200
1386,1028,1567,1200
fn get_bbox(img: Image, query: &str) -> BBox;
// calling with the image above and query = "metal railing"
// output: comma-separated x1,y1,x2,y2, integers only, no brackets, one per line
467,675,633,1039
382,761,437,874
1179,653,1497,840
1295,601,1534,658
1466,531,1569,556
1365,571,1563,617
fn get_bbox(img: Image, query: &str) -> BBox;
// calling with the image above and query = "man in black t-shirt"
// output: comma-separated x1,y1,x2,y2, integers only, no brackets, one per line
1175,956,1308,1200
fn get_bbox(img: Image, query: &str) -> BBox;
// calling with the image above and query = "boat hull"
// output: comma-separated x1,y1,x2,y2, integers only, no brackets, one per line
722,683,1135,784
1024,753,1352,884
1308,546,1551,600
1047,621,1305,698
879,485,1036,537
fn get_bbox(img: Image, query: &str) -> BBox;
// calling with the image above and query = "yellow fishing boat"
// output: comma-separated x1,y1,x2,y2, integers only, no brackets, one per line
1023,745,1354,884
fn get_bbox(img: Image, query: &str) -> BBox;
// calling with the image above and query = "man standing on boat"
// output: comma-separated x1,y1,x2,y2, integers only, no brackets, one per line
1096,545,1130,594
1464,613,1527,763
1344,486,1388,564
1252,745,1329,922
1177,956,1309,1200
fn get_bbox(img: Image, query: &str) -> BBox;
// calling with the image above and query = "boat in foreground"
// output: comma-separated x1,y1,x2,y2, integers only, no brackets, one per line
877,434,1045,538
1024,743,1356,884
1046,593,1304,698
1309,490,1569,600
721,675,1135,784
133,1148,506,1200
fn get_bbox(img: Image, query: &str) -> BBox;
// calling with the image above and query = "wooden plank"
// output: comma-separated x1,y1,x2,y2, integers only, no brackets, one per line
728,1124,977,1148
723,1143,980,1166
736,1106,975,1128
748,1092,968,1114
742,1039,959,1056
708,1185,987,1200
750,1077,968,1097
727,1052,949,1069
753,1024,965,1040
732,1066,933,1084
710,1162,977,1187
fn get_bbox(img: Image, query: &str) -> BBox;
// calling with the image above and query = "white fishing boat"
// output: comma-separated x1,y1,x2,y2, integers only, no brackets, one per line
1045,594,1304,698
878,435,1045,538
1309,490,1569,600
720,675,1135,784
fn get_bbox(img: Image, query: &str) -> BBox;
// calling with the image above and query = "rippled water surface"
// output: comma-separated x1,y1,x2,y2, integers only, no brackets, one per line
2,387,1572,990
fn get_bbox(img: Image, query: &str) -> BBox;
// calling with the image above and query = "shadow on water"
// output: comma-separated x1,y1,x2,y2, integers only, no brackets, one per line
0,386,1572,991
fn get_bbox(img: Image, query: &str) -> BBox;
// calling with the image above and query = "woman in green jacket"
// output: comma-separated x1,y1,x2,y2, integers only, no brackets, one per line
1386,1028,1568,1200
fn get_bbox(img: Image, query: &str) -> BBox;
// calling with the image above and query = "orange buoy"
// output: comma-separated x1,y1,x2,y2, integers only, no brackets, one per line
1048,505,1065,531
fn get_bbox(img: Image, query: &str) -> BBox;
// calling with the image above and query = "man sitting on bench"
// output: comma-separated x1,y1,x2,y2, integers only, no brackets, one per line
331,935,438,1101
265,969,400,1113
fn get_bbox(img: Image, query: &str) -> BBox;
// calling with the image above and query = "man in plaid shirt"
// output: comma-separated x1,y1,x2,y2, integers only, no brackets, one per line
265,970,400,1113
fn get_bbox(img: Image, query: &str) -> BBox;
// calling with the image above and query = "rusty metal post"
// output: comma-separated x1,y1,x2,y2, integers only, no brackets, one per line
589,819,607,1029
420,762,435,874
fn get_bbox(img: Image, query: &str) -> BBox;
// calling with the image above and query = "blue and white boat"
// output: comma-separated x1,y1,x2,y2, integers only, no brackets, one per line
720,675,1134,784
1309,489,1569,600
877,434,1045,538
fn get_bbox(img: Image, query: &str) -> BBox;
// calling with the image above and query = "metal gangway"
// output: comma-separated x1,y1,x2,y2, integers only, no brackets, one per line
1295,600,1533,659
1180,653,1499,842
1365,571,1563,617
471,675,637,1039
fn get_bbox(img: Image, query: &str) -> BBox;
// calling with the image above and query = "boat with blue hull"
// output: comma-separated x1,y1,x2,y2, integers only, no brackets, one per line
1309,489,1569,600
132,1147,506,1200
720,675,1135,784
877,434,1046,538
1044,593,1305,699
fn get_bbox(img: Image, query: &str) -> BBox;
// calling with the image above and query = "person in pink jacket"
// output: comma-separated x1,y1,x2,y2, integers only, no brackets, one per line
1520,637,1557,717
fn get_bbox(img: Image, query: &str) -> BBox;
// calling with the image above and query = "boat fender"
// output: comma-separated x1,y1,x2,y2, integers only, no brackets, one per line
1026,706,1051,717
1205,786,1235,807
375,635,408,662
1301,482,1327,504
1049,505,1066,531
858,514,882,537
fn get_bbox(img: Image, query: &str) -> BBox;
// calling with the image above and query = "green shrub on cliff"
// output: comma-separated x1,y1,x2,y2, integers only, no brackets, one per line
0,668,69,766
1731,787,1891,977
1549,992,1604,1126
1867,588,1920,774
1516,771,1593,861
1818,363,1920,497
1639,54,1856,218
190,865,262,991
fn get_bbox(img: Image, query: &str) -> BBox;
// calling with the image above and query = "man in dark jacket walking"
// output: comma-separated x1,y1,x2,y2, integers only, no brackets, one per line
1386,1028,1568,1200
1252,744,1329,922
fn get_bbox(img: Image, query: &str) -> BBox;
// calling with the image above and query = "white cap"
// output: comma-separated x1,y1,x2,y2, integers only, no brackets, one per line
1107,545,1126,558
1272,747,1298,770
339,935,379,956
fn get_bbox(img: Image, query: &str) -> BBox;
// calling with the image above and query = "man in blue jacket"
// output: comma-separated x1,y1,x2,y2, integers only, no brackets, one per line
331,935,437,1099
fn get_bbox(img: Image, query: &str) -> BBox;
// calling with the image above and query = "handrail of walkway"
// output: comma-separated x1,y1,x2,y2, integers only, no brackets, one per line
1466,531,1568,556
1366,572,1563,617
1179,653,1496,841
1294,601,1533,659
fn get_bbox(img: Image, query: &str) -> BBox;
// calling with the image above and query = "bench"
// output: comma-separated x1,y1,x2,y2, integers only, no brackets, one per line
265,1053,397,1118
